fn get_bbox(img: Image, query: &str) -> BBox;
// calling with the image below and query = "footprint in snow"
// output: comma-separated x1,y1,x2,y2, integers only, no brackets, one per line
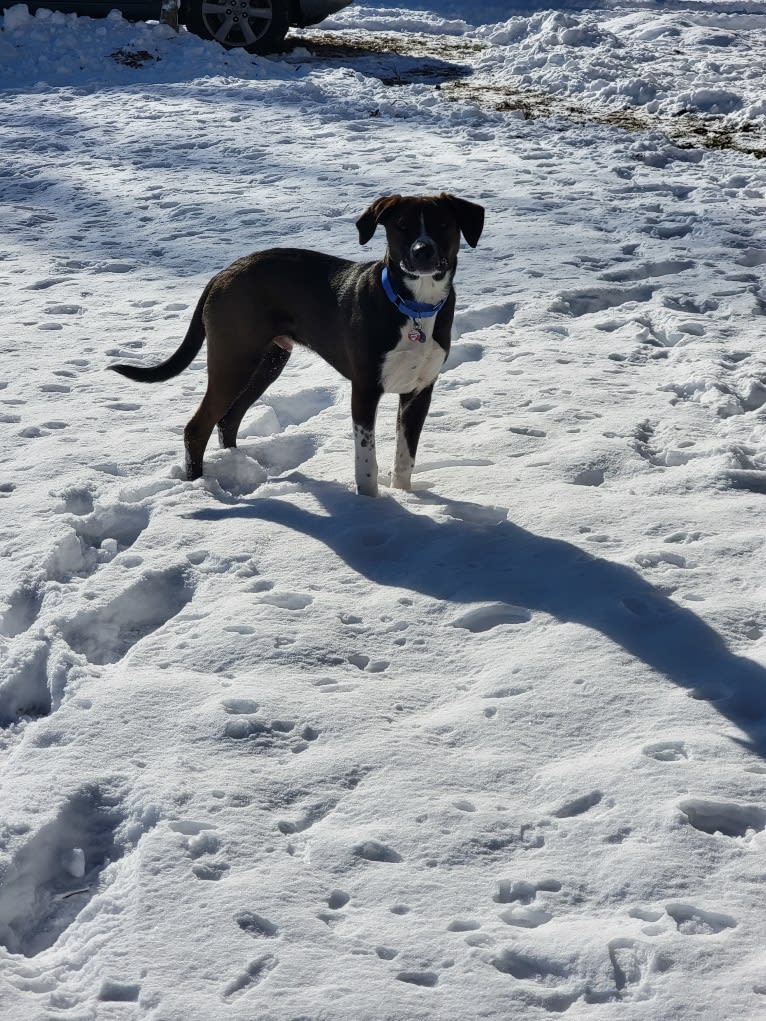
443,341,484,373
621,594,673,619
396,971,439,987
0,785,126,956
46,502,148,583
490,947,572,1002
222,955,277,1001
600,259,694,283
0,641,52,725
450,603,531,633
235,911,278,938
665,903,736,935
223,624,257,636
499,905,552,928
572,467,605,487
327,890,350,910
0,582,44,639
663,530,703,545
61,566,195,665
552,790,603,819
679,798,766,837
634,551,690,569
192,861,230,882
170,820,221,862
508,424,546,437
493,879,562,906
483,685,530,700
608,938,659,995
247,432,320,474
551,285,655,318
205,448,267,497
643,740,688,761
223,704,318,755
348,653,389,673
256,592,313,611
221,698,259,715
453,299,516,339
353,840,402,864
452,799,477,812
262,386,337,429
277,798,337,835
447,918,481,932
104,401,142,412
97,980,141,1003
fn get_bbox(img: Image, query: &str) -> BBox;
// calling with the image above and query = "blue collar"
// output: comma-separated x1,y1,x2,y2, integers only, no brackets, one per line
381,266,448,320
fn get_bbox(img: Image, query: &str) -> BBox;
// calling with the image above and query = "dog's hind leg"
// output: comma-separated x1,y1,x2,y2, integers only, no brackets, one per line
184,359,264,480
217,341,292,450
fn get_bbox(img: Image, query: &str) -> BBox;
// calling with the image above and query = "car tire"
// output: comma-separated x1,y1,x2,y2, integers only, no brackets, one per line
184,0,290,54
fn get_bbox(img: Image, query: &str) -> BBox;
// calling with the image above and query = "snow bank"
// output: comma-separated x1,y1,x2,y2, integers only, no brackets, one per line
477,7,766,130
0,4,277,86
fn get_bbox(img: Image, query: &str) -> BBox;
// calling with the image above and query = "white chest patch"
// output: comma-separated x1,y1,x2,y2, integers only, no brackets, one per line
380,321,446,395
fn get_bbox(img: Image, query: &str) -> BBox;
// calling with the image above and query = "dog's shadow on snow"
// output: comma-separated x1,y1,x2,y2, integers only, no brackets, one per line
191,475,766,756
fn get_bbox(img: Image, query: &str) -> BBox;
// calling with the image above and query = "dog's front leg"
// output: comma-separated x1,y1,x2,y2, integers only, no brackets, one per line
392,385,434,491
352,384,382,497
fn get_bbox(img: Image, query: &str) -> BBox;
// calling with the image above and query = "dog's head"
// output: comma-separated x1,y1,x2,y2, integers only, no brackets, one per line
356,193,484,279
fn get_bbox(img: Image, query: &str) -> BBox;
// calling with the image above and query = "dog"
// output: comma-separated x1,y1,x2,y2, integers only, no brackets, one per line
109,193,484,497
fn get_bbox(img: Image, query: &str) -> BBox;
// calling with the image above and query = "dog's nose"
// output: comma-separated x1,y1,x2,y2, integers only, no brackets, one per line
410,238,436,264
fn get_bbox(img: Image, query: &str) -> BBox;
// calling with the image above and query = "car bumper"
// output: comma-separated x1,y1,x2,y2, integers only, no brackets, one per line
296,0,353,28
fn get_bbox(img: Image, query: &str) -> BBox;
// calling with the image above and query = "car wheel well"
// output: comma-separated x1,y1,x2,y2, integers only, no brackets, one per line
179,0,297,23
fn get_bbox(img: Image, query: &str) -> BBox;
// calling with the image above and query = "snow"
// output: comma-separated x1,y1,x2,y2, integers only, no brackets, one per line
473,7,766,129
1,1,766,1018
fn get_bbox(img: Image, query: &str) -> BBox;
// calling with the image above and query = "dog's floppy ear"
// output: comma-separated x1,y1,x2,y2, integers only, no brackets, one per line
440,193,485,248
356,195,402,245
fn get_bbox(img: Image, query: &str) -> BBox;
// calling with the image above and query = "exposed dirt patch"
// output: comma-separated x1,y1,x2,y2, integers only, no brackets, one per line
447,79,765,159
287,30,480,86
291,29,765,159
111,48,159,69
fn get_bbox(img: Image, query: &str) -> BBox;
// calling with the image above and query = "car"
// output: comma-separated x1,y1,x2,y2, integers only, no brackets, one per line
0,0,354,53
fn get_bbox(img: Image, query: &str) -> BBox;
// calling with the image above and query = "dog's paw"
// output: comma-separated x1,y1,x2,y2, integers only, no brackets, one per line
356,482,379,498
390,475,412,492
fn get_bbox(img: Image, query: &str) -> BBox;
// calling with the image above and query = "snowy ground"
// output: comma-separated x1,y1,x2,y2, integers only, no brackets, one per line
1,2,766,1019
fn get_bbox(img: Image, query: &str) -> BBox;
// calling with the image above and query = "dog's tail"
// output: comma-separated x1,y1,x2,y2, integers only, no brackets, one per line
108,281,212,383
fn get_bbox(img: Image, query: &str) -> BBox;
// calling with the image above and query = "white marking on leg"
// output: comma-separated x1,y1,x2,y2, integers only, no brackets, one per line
392,417,414,491
354,423,378,497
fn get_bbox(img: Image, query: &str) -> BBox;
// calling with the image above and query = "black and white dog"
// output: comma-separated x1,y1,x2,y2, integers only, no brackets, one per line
110,193,484,496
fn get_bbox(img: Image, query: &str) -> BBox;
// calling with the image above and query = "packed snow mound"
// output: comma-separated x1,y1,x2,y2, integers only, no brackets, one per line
4,0,764,138
477,7,766,129
0,4,278,86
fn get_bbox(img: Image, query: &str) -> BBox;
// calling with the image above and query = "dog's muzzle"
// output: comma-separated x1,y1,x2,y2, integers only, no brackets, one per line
404,237,447,276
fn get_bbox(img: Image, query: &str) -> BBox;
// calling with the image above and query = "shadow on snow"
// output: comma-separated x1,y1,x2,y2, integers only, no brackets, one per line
189,475,766,757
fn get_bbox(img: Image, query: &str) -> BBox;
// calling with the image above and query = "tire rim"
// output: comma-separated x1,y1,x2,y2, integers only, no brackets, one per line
200,0,273,48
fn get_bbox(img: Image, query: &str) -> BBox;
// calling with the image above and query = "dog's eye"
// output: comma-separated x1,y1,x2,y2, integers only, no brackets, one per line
395,220,408,231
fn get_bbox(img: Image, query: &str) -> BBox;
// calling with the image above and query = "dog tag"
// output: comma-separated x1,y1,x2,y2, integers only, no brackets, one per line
408,324,426,344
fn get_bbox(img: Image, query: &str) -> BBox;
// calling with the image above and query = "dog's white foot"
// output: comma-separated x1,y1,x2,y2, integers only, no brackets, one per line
391,474,412,492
